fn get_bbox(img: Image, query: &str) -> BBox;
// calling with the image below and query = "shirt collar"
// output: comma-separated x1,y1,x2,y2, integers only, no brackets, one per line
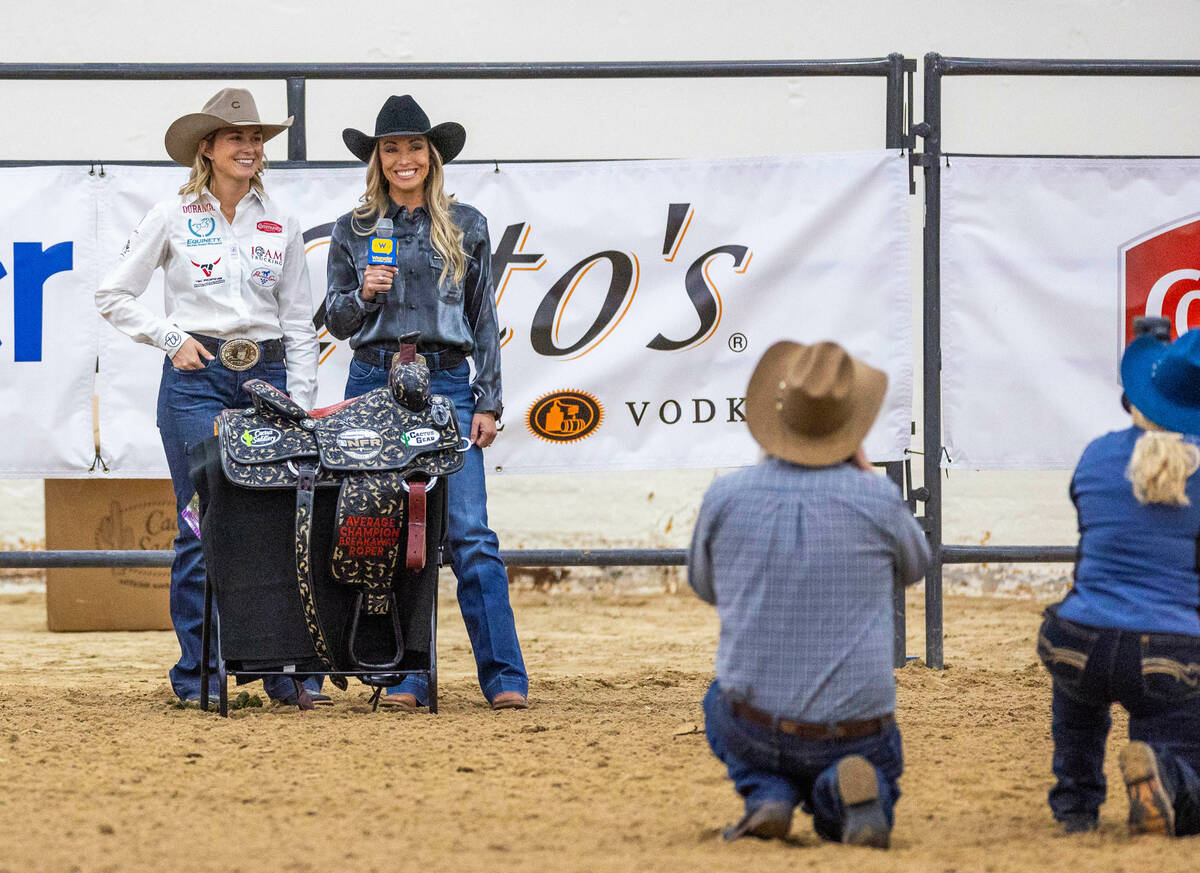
192,186,268,209
386,201,428,221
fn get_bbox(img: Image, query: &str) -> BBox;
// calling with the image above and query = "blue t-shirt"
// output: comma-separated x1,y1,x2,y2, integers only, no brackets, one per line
1058,426,1200,635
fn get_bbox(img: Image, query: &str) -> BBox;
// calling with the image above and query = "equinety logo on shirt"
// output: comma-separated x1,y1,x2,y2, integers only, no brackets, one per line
186,216,221,248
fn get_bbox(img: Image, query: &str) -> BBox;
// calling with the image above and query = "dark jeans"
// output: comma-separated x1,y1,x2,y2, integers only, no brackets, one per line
1038,603,1200,833
157,356,319,702
702,680,903,842
344,357,527,704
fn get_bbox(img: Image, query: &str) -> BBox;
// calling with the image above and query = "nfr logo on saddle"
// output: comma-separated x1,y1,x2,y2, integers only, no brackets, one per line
190,338,466,714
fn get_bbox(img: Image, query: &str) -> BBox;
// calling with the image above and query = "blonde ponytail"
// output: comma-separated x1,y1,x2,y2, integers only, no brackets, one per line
1127,407,1200,506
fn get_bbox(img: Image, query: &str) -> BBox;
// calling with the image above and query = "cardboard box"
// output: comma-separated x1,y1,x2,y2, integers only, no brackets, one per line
44,479,176,632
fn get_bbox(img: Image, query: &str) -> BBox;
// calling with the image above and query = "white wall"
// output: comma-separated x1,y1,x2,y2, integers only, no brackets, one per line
4,0,1200,551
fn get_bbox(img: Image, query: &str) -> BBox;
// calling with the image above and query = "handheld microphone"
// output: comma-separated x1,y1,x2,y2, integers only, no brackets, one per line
368,217,397,303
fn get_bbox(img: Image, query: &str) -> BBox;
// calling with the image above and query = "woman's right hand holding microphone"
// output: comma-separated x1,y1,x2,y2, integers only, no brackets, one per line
361,264,398,302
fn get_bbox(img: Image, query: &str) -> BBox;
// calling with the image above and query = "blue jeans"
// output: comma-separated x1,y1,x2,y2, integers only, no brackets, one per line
703,680,903,842
344,357,528,704
1039,604,1200,833
157,355,318,702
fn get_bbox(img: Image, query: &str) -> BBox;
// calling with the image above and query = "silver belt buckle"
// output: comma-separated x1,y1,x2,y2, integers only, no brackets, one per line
219,338,261,371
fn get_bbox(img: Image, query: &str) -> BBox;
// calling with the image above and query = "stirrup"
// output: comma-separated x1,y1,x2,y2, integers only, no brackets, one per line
347,590,405,670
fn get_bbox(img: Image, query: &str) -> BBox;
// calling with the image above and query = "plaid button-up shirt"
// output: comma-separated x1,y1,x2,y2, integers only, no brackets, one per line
689,457,930,722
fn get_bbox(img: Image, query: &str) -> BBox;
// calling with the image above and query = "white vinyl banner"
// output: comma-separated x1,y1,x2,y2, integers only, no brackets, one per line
0,168,100,476
3,152,912,477
942,157,1200,470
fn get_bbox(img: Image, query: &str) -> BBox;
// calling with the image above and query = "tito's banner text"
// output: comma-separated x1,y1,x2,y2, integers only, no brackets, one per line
0,153,911,477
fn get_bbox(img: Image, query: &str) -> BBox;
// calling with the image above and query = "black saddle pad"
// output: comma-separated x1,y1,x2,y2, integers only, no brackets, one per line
189,435,441,674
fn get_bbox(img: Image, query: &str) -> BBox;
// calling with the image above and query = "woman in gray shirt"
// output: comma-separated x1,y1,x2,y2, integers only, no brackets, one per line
324,95,528,712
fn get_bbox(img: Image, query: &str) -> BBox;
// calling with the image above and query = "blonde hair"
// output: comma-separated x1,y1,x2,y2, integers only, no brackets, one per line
1126,407,1200,506
177,130,267,199
351,138,466,288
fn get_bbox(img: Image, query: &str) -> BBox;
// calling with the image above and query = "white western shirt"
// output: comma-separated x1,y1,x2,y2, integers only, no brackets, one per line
95,186,318,408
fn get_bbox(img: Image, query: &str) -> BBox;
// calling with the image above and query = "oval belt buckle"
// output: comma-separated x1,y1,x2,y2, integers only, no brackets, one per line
219,338,261,371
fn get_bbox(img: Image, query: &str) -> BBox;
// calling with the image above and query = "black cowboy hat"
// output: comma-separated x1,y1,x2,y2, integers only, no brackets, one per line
342,95,466,164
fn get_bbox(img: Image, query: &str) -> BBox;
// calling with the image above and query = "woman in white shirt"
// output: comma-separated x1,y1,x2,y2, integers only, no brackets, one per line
95,88,320,705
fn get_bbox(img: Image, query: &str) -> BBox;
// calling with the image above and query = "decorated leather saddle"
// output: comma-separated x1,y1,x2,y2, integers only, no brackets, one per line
215,338,465,674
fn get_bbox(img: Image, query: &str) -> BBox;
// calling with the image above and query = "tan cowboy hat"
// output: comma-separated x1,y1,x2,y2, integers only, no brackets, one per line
164,88,293,167
745,340,888,466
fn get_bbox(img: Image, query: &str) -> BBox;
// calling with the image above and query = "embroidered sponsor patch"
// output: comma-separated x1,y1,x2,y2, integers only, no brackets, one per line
527,390,604,443
240,427,282,448
251,241,285,268
256,220,282,233
337,427,384,461
190,257,224,287
164,330,183,349
251,268,278,288
182,202,215,214
188,217,216,238
400,427,440,447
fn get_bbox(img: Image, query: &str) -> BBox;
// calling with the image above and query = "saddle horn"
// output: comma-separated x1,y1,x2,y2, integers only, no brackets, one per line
389,331,431,411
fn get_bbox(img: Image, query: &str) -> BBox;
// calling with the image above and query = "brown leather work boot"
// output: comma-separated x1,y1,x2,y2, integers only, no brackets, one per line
838,755,890,849
1120,742,1176,837
491,692,529,710
378,692,419,712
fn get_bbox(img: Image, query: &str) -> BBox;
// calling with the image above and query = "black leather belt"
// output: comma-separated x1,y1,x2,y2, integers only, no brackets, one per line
189,332,285,368
729,700,895,740
353,345,466,371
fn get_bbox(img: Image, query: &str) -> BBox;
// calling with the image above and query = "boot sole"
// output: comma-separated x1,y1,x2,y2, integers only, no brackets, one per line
838,756,890,849
721,801,793,841
1119,742,1175,837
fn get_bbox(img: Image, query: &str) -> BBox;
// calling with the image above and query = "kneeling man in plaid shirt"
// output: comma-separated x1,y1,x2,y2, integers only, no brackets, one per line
689,340,930,848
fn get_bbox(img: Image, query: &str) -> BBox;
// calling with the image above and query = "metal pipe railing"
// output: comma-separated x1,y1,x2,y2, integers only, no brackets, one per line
0,59,906,81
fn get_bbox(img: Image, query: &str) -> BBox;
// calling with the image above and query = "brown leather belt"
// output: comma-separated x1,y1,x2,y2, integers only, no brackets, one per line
730,700,895,740
353,345,466,371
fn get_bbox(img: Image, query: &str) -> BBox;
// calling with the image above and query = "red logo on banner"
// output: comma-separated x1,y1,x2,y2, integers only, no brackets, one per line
256,221,282,233
1121,214,1200,348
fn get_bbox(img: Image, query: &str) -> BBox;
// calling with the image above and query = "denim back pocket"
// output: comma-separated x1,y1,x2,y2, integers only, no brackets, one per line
1139,632,1200,703
1036,607,1100,696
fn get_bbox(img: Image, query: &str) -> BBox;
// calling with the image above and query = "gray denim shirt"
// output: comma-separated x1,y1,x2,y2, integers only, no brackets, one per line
323,201,502,417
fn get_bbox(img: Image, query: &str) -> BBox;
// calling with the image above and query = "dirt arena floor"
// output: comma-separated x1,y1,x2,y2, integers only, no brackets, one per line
1,579,1196,873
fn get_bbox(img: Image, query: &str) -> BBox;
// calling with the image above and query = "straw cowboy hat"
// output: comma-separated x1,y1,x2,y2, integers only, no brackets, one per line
745,340,888,466
164,88,293,167
1121,327,1200,434
342,95,466,164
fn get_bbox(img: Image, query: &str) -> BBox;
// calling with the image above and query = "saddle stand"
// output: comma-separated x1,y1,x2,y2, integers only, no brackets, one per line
193,339,467,715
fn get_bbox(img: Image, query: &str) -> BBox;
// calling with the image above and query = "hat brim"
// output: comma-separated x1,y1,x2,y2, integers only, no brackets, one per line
1121,334,1200,433
745,341,888,466
342,121,466,165
164,113,292,167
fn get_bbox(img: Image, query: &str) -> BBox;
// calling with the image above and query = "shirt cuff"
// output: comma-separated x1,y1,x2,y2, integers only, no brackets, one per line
355,291,383,313
162,326,187,358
